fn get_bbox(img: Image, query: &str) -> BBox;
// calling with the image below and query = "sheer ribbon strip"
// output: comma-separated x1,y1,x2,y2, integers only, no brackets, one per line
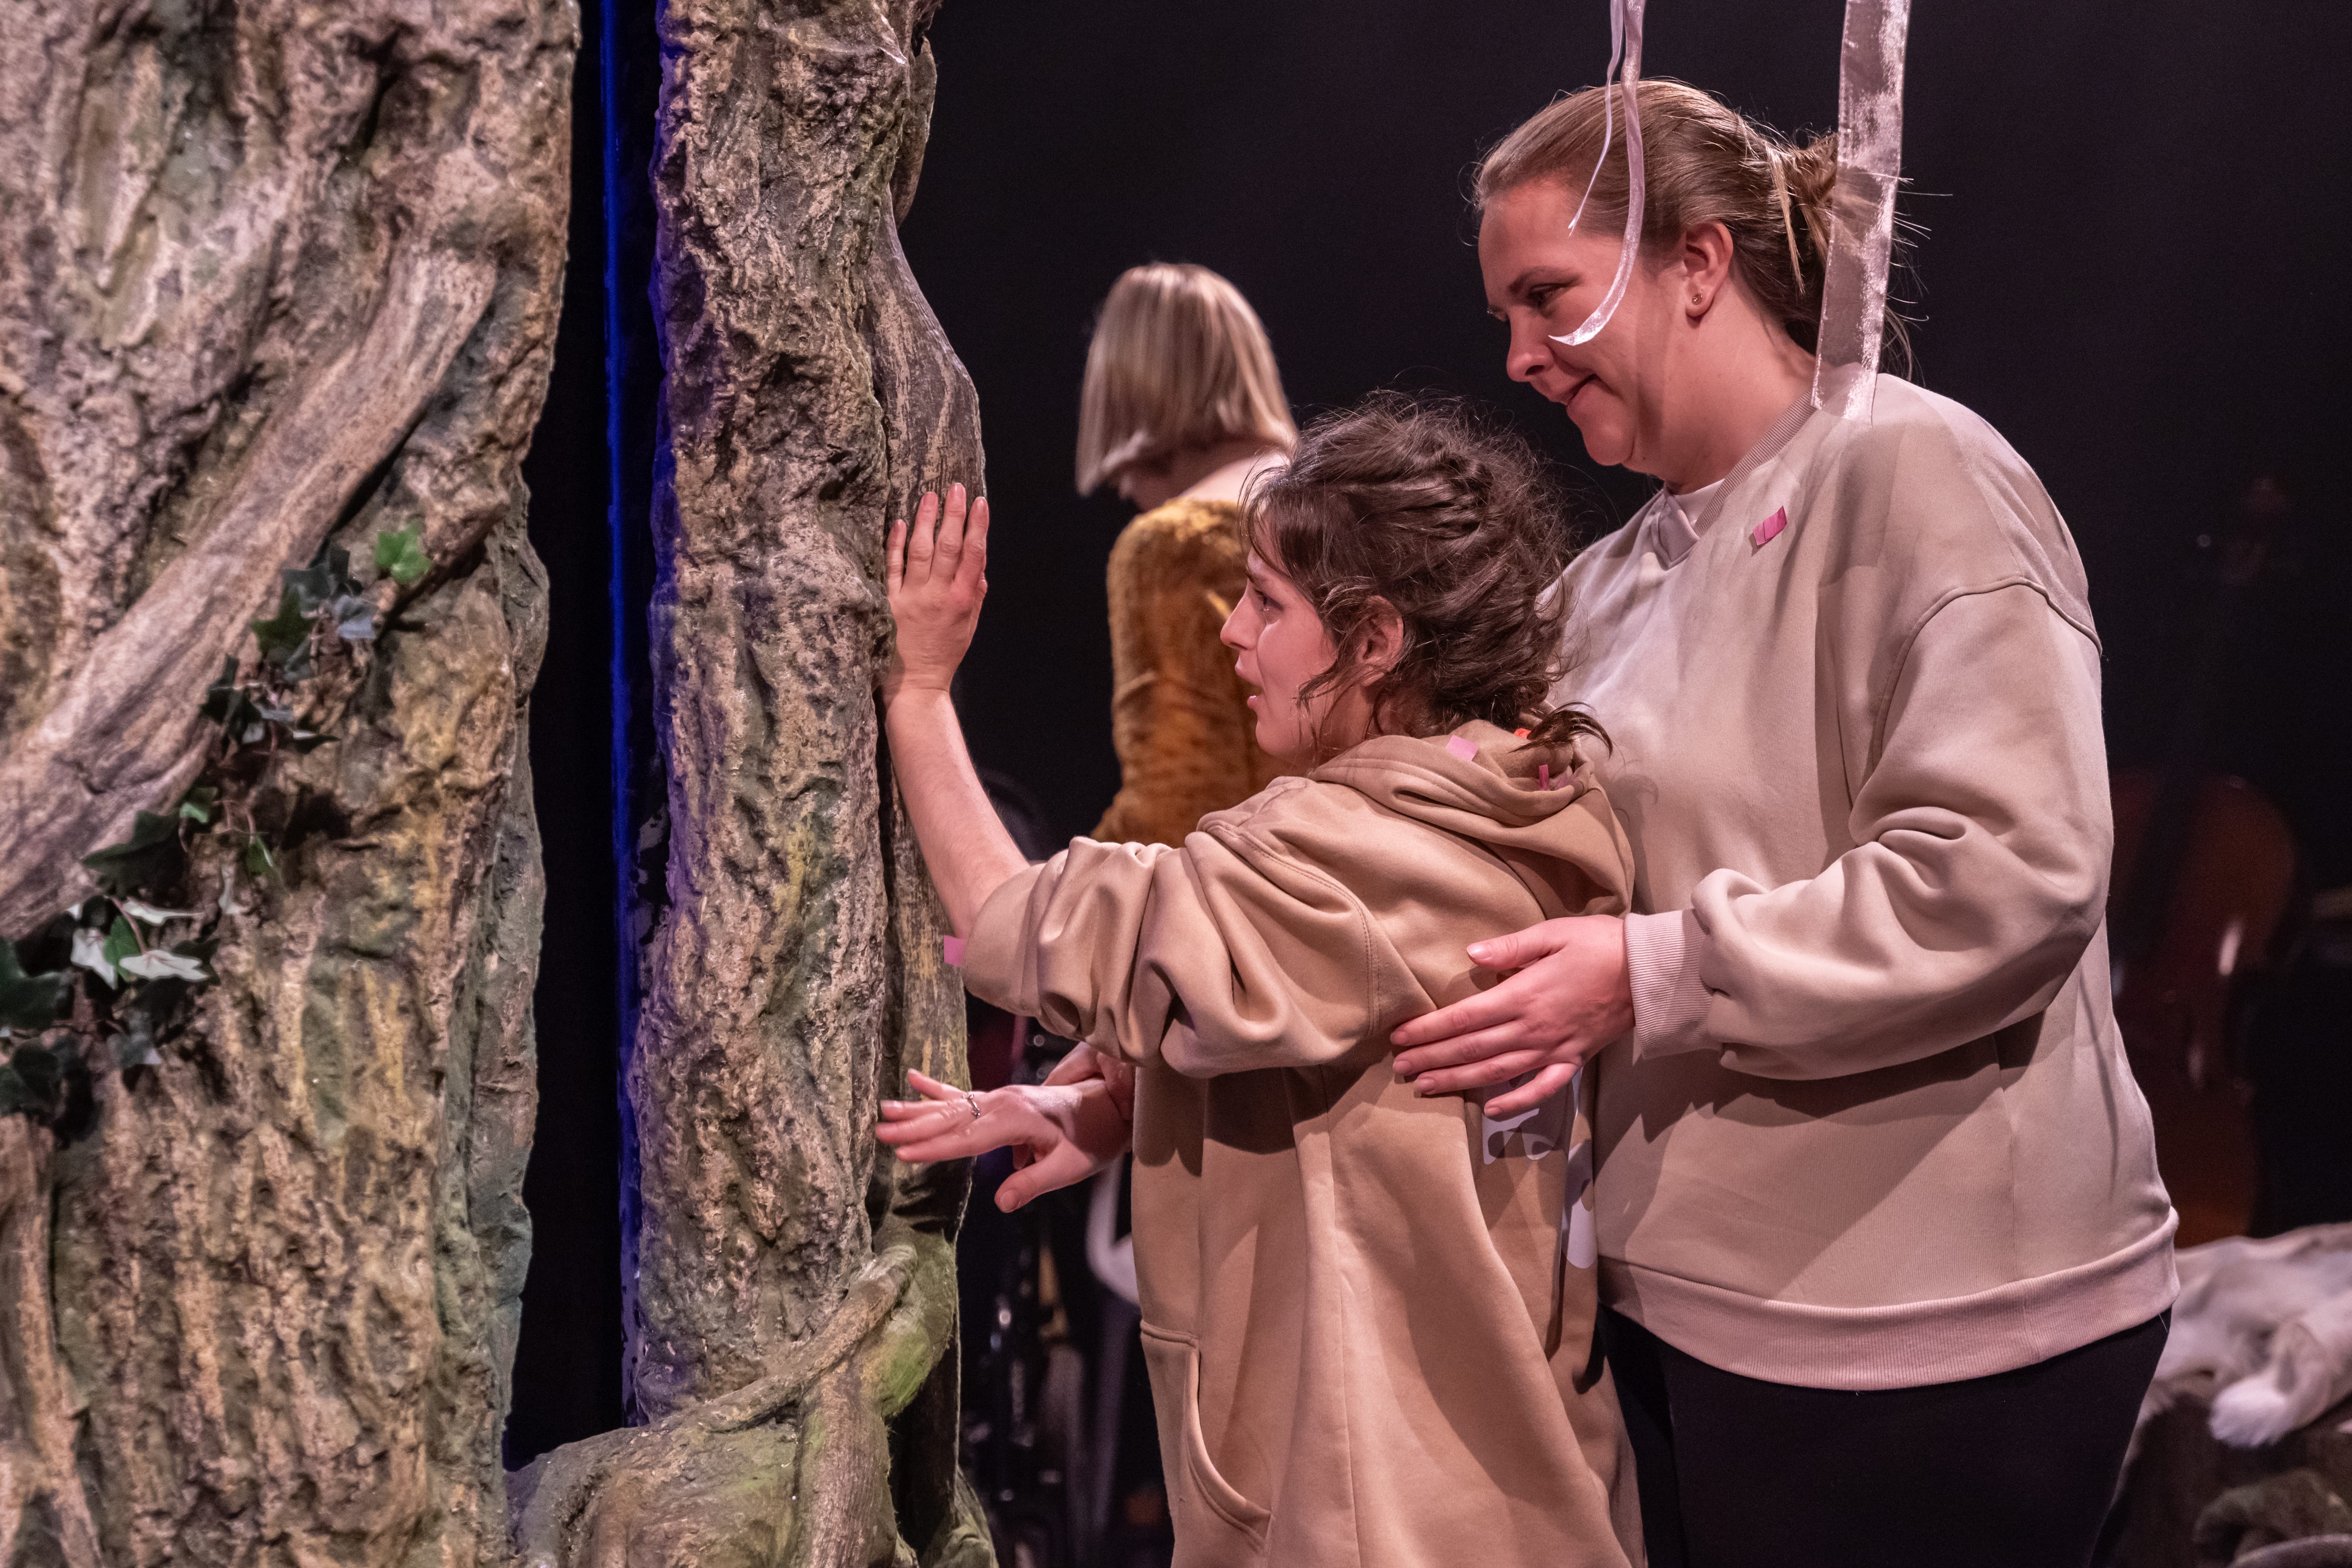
1812,0,1912,421
1550,0,1647,349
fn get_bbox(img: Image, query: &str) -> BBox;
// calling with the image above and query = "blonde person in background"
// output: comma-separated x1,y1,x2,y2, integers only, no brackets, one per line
1079,263,1297,848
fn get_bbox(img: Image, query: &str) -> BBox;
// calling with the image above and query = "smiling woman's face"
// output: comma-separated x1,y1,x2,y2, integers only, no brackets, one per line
1478,180,1676,474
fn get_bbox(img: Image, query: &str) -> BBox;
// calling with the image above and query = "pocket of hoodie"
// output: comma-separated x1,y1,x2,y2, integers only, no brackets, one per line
1139,1324,1272,1548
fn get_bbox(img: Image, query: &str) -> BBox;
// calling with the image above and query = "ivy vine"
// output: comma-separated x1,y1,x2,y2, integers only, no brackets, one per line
0,526,432,1135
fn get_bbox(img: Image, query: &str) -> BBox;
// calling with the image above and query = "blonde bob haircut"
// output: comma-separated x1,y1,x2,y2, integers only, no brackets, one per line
1075,263,1298,496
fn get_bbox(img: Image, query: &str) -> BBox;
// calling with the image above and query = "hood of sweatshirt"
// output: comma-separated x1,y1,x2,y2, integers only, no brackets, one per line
1308,719,1635,910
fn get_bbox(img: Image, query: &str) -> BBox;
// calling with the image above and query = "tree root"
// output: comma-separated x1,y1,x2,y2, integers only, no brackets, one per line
0,248,495,935
512,1217,980,1567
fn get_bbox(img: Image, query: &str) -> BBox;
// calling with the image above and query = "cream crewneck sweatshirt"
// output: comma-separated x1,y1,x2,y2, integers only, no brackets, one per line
1558,375,2177,1389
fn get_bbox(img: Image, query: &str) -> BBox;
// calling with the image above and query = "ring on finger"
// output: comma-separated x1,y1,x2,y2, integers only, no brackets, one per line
963,1091,984,1121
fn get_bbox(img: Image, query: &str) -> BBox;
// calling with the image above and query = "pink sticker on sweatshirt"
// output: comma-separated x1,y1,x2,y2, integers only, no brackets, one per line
942,936,966,967
1538,764,1552,792
1751,506,1789,548
1446,735,1478,762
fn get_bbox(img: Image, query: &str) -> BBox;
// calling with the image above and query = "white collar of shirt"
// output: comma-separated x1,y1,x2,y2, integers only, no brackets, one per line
1646,476,1726,569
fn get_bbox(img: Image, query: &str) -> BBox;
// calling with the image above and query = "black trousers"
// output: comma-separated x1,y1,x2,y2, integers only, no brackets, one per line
1601,1307,2169,1568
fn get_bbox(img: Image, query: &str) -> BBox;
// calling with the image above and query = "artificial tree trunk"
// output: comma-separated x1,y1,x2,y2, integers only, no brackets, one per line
509,1,990,1563
0,0,572,1562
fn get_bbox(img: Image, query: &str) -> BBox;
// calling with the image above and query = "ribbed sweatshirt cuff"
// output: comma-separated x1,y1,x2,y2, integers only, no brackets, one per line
1624,909,1714,1060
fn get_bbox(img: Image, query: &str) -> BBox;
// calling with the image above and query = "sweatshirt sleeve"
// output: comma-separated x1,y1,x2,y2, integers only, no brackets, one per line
961,826,1411,1077
1627,583,2112,1079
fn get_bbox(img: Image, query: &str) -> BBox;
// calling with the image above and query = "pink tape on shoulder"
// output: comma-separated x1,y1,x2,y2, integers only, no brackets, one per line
1538,764,1552,792
942,936,966,967
1752,507,1789,548
1446,735,1478,762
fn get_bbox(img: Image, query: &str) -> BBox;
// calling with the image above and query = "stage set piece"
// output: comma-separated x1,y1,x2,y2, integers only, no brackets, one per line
508,0,990,1560
0,0,986,1563
0,0,570,1560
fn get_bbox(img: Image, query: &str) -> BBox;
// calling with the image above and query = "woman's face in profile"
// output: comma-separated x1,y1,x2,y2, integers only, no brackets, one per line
1479,180,1672,473
1220,551,1345,764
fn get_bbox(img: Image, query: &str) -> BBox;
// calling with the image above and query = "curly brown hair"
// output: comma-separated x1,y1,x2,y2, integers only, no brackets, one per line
1245,394,1605,755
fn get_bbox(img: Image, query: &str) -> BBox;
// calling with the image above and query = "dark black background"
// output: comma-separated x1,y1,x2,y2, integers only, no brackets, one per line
907,0,2352,859
508,0,2352,1461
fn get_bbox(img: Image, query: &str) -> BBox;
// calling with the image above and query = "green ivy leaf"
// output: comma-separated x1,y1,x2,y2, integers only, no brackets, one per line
111,1010,161,1071
283,561,337,618
1,1043,65,1125
100,915,140,973
85,812,177,857
120,950,208,984
22,908,78,967
70,925,117,989
374,525,432,587
243,835,275,878
81,811,183,897
178,785,219,825
0,943,72,1030
330,593,378,643
201,659,258,733
286,542,357,614
251,586,313,667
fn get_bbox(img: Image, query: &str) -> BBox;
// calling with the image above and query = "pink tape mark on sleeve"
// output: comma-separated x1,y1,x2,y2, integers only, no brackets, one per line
1446,735,1478,762
1751,506,1789,548
942,936,966,967
1538,764,1551,792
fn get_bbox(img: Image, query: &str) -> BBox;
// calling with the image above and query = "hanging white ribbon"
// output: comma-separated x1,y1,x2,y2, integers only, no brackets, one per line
1811,0,1912,420
1549,0,1648,349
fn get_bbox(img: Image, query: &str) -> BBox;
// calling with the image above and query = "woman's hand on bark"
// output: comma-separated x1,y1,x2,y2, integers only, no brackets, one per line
884,484,989,704
1388,914,1634,1117
877,1068,1129,1211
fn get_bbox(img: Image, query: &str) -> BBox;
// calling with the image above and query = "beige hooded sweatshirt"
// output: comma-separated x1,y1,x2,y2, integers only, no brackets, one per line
964,721,1640,1568
1558,375,2177,1390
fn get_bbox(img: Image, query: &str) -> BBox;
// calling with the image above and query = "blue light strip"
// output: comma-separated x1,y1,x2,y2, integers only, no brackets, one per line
601,0,641,1380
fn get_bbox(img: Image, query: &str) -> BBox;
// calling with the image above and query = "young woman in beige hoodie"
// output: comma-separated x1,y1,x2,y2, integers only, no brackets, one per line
875,400,1641,1567
1389,82,2175,1568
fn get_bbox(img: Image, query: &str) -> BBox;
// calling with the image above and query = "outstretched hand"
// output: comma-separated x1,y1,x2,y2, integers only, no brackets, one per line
1040,1041,1137,1123
1388,914,1634,1117
877,1068,1132,1212
885,483,990,704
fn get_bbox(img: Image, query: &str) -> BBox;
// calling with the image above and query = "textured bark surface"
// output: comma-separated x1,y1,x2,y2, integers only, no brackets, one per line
0,0,572,1562
510,1,990,1563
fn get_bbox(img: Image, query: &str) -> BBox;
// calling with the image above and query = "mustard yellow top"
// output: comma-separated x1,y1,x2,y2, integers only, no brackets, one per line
1091,498,1284,848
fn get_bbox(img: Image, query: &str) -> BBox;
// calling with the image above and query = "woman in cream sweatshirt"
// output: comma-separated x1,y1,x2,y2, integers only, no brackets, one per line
1388,82,2176,1568
876,401,1641,1567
